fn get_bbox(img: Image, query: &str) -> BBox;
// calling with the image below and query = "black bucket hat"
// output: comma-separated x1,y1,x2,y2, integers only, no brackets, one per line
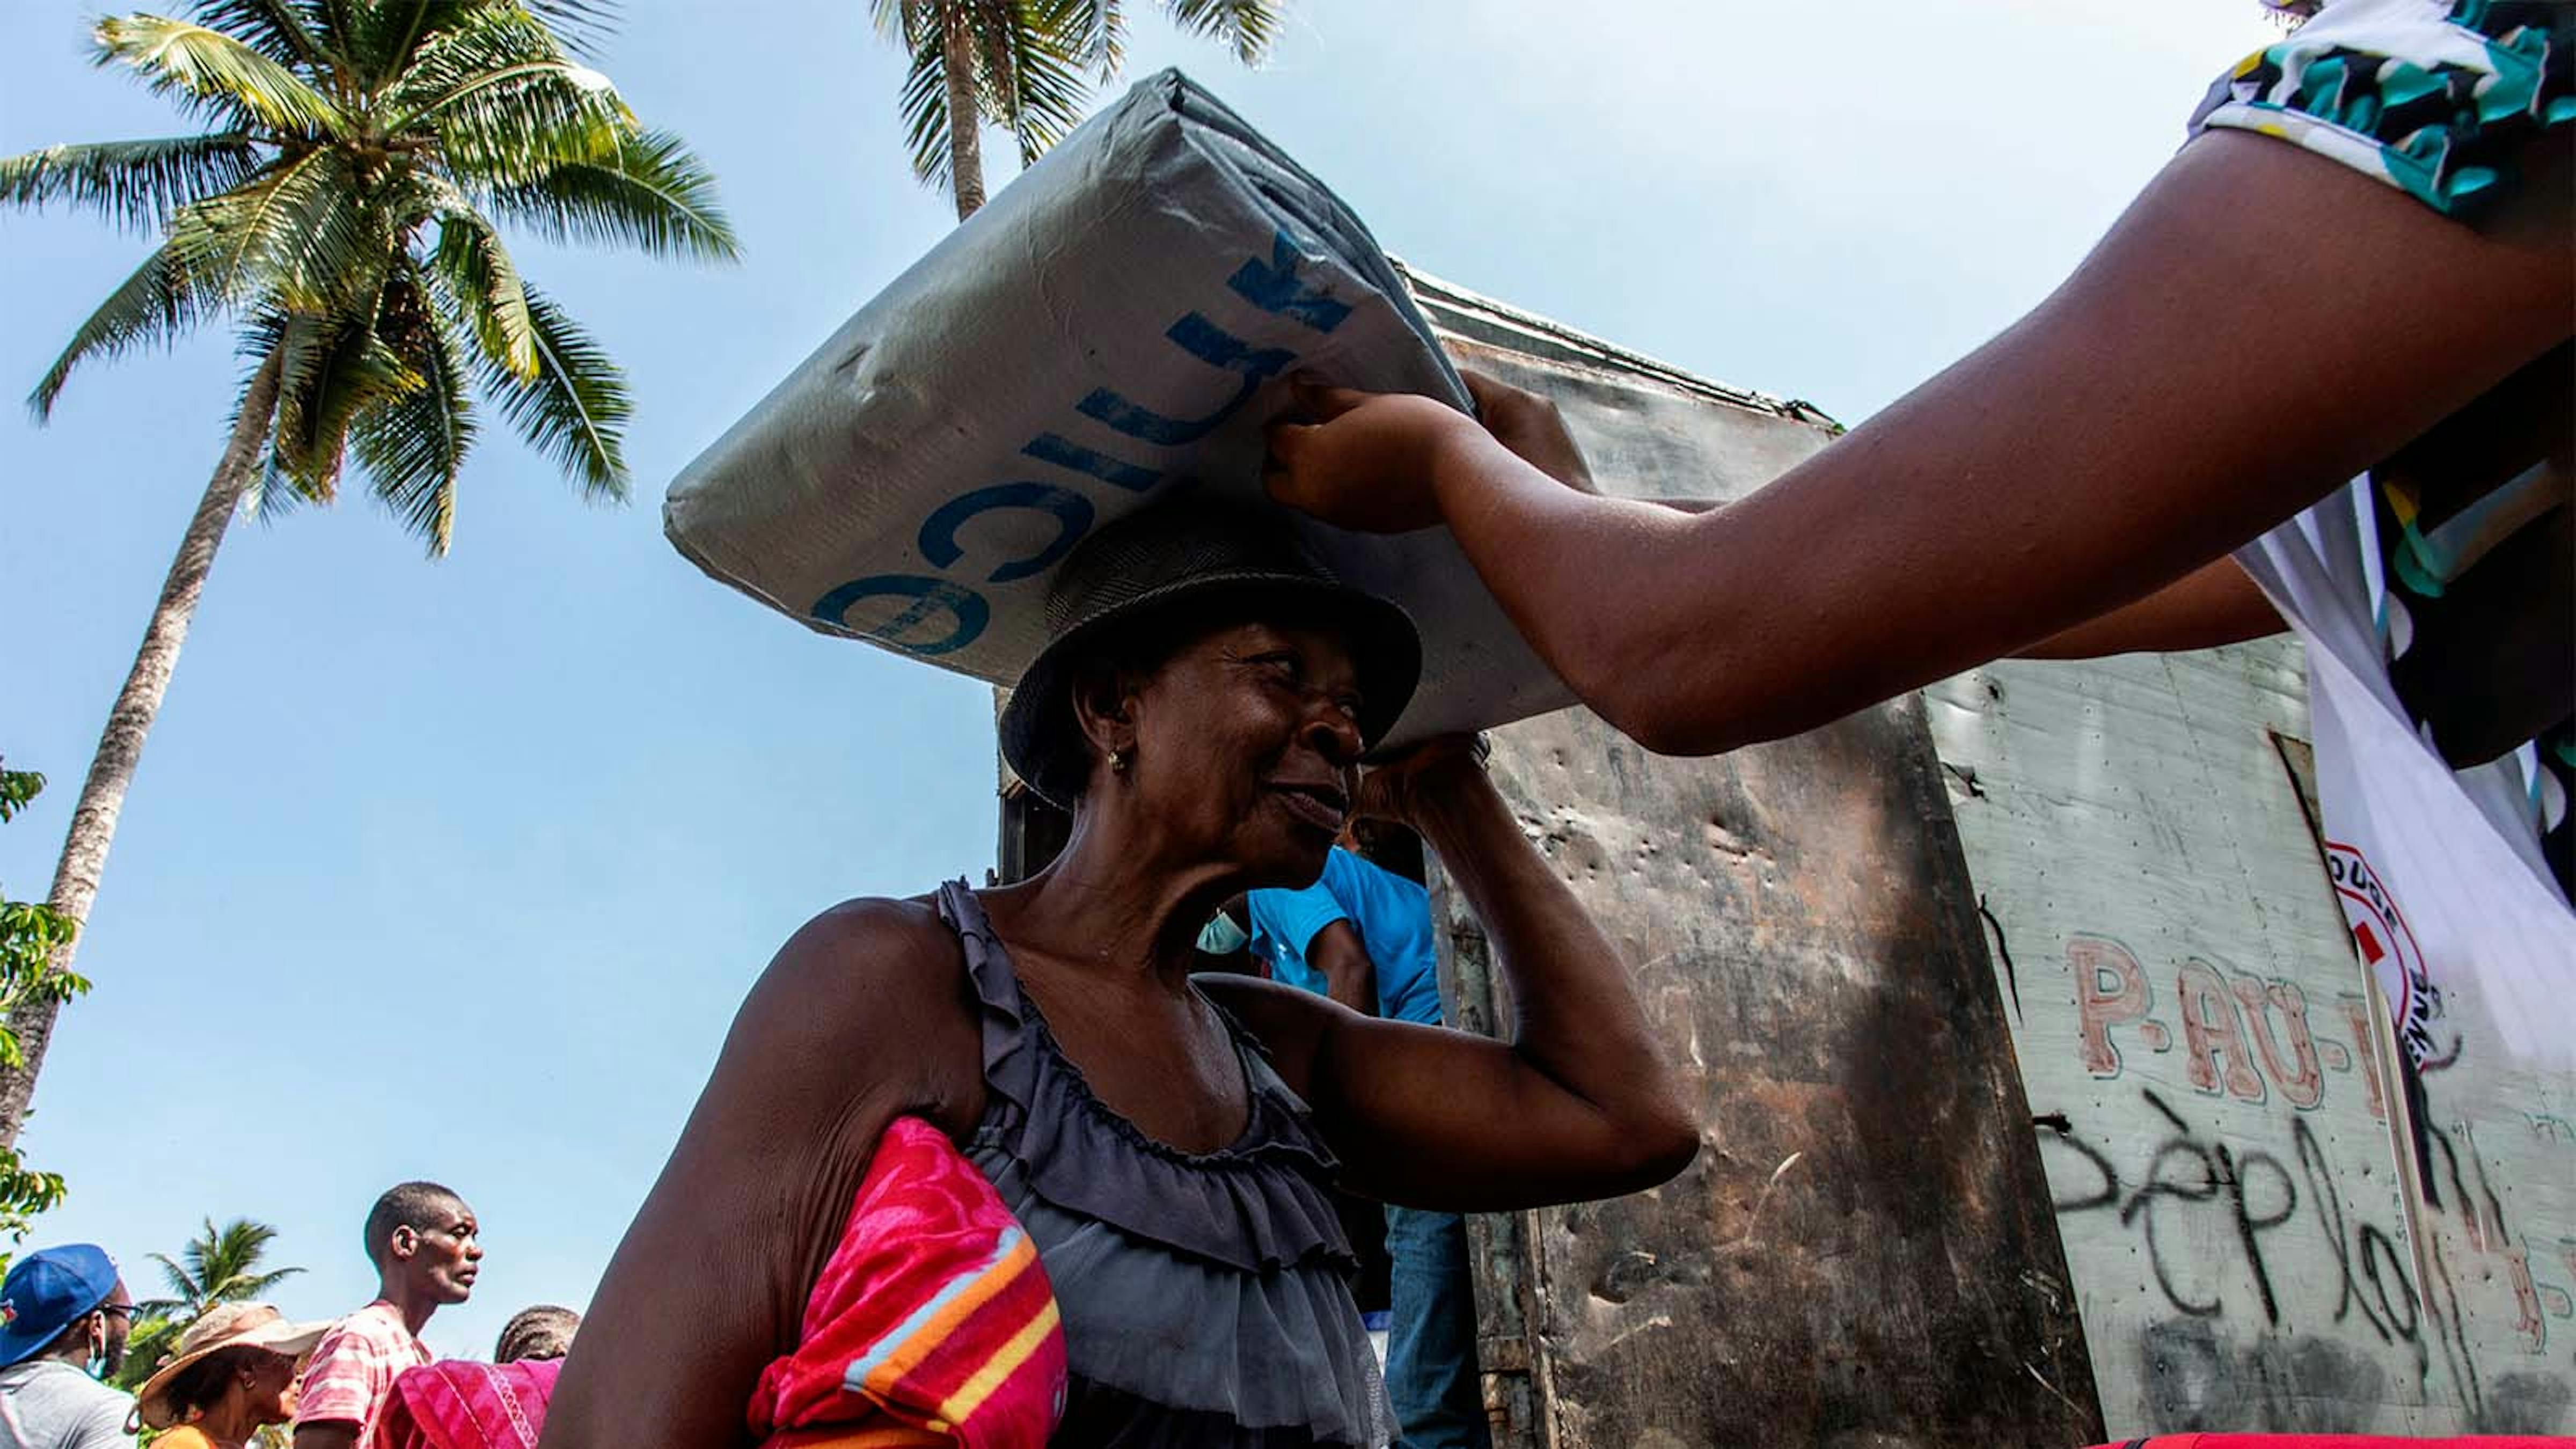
998,501,1422,809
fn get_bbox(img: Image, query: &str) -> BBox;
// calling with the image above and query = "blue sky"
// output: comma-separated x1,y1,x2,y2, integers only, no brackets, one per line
1,1,2277,1357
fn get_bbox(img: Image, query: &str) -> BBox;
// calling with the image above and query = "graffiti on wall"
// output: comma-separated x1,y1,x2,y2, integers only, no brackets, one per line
1923,648,2575,1437
2067,934,2383,1117
2039,932,2574,1433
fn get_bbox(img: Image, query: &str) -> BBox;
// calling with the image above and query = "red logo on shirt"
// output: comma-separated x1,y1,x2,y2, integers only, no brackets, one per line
2324,840,2440,1066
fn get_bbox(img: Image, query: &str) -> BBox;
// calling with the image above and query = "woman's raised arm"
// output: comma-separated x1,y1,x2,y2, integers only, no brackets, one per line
1204,740,1699,1211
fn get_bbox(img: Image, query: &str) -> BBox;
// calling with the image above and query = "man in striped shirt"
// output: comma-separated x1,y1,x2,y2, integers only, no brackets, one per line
292,1183,481,1449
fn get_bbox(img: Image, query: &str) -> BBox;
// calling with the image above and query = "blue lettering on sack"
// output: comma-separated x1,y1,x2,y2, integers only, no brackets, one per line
807,230,1355,655
1022,434,1161,493
919,482,1094,583
1228,232,1353,334
1075,313,1298,446
810,574,990,656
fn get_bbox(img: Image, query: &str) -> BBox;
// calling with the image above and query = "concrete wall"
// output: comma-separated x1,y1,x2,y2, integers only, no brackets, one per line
1926,642,2576,1436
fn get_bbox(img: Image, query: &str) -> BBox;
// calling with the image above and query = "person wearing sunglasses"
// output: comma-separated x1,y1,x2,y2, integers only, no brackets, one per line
0,1242,138,1448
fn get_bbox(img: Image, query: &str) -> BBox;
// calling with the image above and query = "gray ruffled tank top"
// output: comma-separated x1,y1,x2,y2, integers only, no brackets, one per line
936,881,1395,1447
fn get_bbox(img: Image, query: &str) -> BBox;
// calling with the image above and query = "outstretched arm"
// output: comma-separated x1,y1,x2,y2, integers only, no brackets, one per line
2015,555,2282,660
1205,740,1697,1212
1267,132,2571,755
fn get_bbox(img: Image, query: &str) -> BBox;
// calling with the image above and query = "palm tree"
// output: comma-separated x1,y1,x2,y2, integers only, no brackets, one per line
141,1216,305,1319
114,1216,304,1394
873,0,1285,221
873,0,1283,846
0,0,738,1146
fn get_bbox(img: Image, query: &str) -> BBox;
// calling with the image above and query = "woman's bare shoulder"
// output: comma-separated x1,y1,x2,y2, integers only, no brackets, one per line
759,888,967,986
719,892,985,1135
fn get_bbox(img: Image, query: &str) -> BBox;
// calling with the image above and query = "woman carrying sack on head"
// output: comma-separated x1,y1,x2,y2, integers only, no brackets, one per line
543,501,1700,1448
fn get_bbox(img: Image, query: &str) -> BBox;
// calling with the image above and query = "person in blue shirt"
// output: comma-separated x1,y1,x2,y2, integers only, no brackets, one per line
1248,846,1443,1028
1246,844,1486,1449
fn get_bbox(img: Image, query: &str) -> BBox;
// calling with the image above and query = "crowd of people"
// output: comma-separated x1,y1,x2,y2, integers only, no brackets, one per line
0,1183,575,1449
2,2,2566,1446
555,1,2567,1441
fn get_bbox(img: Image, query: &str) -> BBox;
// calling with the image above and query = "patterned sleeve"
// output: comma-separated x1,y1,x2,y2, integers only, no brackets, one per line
292,1318,386,1428
2190,0,2573,216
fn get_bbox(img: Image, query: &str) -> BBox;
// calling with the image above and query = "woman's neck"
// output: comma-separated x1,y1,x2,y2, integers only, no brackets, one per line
188,1397,262,1447
999,810,1238,986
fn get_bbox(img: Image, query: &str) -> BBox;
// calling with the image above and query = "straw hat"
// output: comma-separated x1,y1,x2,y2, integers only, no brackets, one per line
134,1302,331,1430
997,501,1421,809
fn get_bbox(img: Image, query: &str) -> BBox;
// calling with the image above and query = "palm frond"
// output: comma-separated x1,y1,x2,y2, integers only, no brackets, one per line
195,1217,291,1298
868,0,924,44
355,264,478,552
239,445,304,521
185,0,326,68
165,144,383,313
426,201,538,378
523,0,623,58
27,239,219,417
1051,0,1125,78
383,4,632,182
344,1,612,89
145,1250,204,1309
892,34,955,189
92,14,344,134
254,316,334,506
272,309,427,499
236,1258,305,1289
232,312,313,521
0,133,264,235
480,127,737,262
1161,0,1280,64
473,282,627,497
982,0,1094,166
341,0,458,90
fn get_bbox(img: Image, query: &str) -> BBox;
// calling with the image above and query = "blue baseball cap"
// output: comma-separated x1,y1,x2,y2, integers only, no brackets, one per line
0,1245,119,1368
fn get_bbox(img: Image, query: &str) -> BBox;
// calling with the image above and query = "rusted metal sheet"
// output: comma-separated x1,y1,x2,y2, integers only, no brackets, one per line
1438,696,2100,1448
1415,280,2098,1445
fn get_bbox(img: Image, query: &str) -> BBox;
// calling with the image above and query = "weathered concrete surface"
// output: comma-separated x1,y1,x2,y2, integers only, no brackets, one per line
1926,644,2576,1437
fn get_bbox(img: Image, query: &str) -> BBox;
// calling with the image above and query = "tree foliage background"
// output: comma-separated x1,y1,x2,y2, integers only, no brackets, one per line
0,762,86,1274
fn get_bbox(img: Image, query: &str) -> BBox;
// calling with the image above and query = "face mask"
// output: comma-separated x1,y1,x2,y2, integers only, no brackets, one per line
83,1322,107,1380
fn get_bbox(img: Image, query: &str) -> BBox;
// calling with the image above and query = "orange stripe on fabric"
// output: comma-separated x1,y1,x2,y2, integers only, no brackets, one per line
855,1231,1042,1394
763,1428,951,1449
888,1251,1059,1402
938,1296,1063,1425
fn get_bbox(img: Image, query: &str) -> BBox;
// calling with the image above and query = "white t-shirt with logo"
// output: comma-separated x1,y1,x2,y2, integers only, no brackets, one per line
2237,482,2574,1070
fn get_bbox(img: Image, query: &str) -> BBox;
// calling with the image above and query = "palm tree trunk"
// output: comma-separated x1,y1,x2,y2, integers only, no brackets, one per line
0,343,284,1149
940,2,986,221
